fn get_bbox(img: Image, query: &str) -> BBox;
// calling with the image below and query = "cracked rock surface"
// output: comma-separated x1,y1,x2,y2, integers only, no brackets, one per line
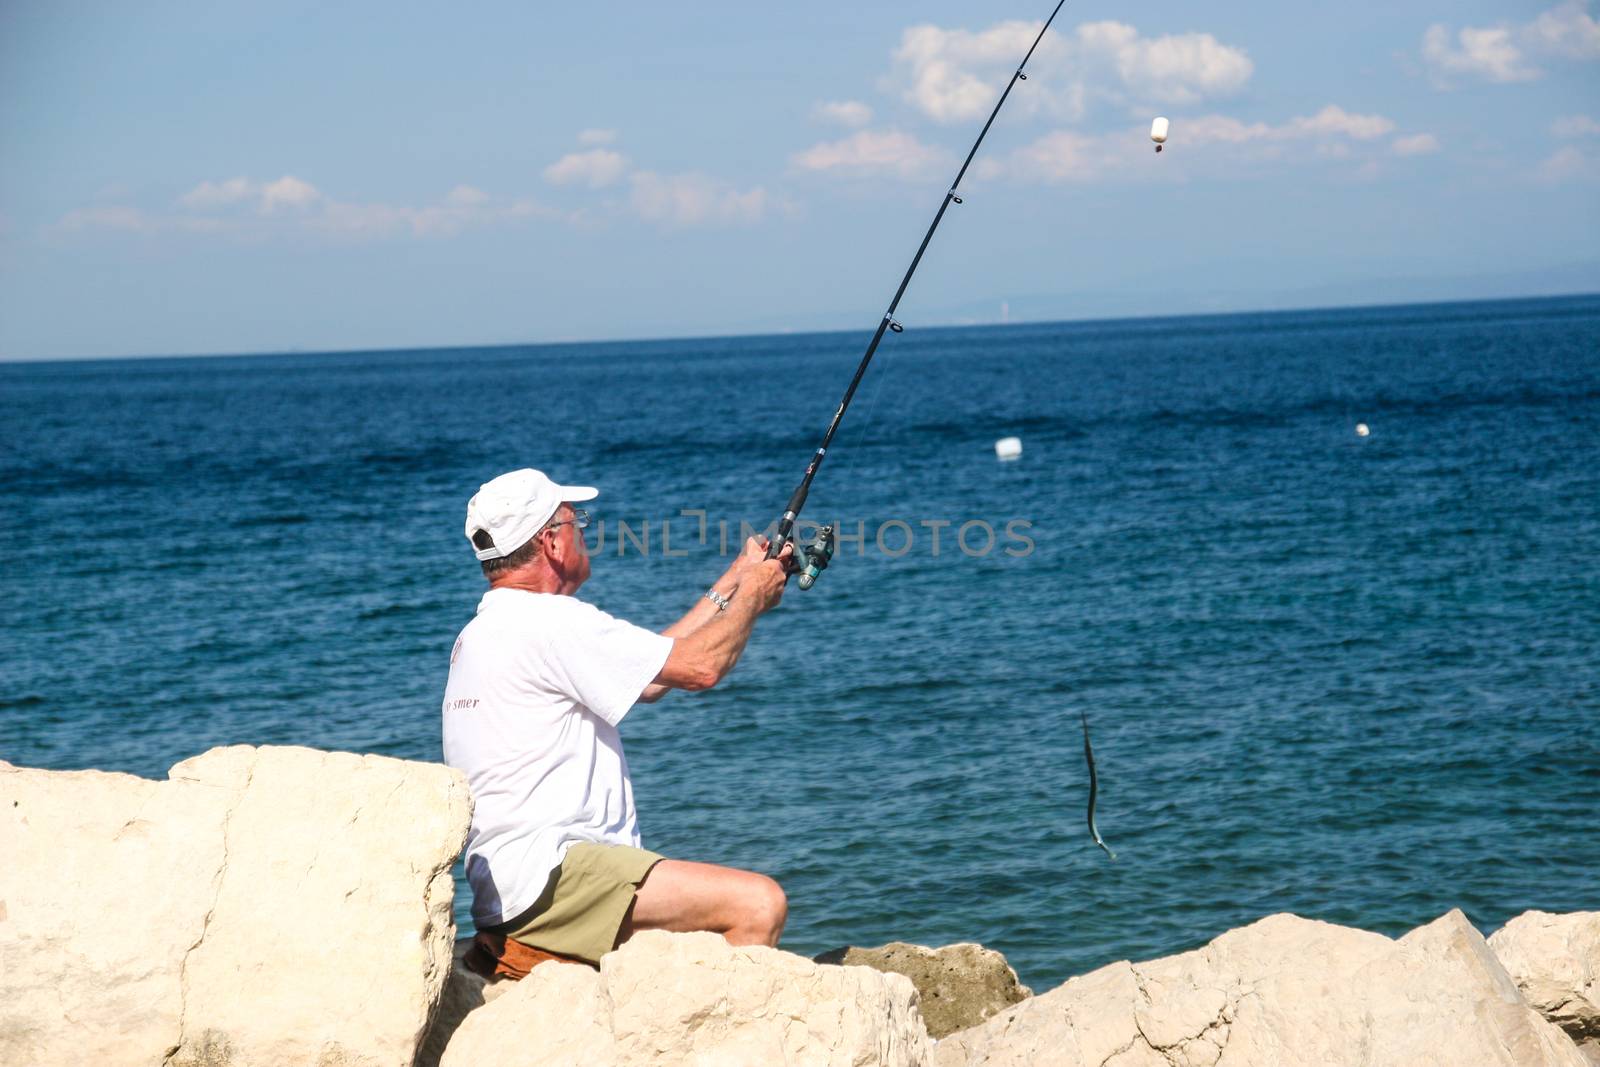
934,910,1589,1067
0,746,471,1067
439,930,936,1067
1490,910,1600,1065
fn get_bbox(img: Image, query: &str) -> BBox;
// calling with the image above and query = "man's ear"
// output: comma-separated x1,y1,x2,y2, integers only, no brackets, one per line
543,528,570,567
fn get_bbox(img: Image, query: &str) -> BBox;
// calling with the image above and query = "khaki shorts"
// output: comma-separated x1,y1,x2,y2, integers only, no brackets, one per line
487,842,664,965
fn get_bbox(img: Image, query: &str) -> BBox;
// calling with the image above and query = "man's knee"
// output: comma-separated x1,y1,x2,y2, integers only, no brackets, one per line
746,874,787,944
624,859,786,945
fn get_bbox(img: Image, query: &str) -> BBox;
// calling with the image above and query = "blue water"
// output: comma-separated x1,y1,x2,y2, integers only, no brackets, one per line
3,296,1597,992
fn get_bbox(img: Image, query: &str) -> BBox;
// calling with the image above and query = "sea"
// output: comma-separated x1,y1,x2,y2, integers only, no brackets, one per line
3,295,1597,992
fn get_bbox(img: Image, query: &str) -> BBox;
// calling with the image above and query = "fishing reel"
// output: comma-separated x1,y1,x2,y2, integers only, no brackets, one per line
788,524,836,590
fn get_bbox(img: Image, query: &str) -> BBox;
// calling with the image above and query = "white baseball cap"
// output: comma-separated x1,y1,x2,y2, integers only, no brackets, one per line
464,468,599,561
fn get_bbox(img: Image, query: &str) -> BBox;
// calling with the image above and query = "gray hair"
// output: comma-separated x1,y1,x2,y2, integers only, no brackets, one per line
474,513,560,578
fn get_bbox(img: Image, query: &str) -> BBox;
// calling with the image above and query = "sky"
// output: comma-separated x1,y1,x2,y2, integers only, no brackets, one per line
1,0,1597,360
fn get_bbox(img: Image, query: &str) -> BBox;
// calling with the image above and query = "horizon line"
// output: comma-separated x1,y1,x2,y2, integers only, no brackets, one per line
3,289,1597,368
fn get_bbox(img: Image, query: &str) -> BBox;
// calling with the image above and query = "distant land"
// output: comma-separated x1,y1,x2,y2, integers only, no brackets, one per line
940,261,1600,331
755,260,1600,339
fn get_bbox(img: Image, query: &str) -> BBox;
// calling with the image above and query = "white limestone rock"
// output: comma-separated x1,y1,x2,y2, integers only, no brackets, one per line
439,929,935,1067
441,962,614,1067
1490,910,1600,1064
935,910,1588,1067
417,937,517,1067
1361,909,1586,1066
0,745,472,1067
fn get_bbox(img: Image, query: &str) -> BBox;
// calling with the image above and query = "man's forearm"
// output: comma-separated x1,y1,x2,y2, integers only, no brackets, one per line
642,538,787,700
660,576,738,640
649,589,764,694
683,592,762,683
641,574,745,700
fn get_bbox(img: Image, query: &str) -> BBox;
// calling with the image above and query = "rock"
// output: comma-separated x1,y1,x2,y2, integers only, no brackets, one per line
813,941,1032,1039
1490,910,1600,1063
0,745,472,1067
416,937,518,1067
443,959,613,1067
1366,909,1586,1066
439,929,935,1067
935,910,1588,1067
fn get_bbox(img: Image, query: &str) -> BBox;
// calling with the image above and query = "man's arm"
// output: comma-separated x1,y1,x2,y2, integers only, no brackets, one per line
638,537,777,702
641,544,790,700
661,536,770,638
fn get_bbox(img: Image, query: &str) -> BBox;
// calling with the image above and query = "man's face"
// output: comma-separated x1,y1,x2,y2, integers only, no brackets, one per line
550,503,591,588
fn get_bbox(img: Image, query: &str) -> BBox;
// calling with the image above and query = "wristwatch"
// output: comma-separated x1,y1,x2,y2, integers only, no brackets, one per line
704,588,731,611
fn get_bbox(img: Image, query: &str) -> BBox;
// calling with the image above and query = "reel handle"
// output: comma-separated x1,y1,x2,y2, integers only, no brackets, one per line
759,522,834,589
795,525,835,590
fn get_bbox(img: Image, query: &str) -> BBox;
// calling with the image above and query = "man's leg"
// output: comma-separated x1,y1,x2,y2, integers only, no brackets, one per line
619,859,787,948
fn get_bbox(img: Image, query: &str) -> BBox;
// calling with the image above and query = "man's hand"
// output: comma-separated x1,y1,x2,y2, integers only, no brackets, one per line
744,543,793,613
724,535,775,586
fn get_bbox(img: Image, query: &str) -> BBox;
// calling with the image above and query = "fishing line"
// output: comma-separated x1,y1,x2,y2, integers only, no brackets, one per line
758,0,1115,860
811,335,902,518
764,0,1070,581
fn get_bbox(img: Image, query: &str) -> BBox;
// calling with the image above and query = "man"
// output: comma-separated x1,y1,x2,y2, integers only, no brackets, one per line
442,467,792,969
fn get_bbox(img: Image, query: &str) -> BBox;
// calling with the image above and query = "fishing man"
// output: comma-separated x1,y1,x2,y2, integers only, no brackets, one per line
442,467,792,971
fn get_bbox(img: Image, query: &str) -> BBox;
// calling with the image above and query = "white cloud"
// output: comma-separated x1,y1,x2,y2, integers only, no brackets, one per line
1553,114,1600,137
1391,133,1441,156
981,106,1406,185
1179,115,1273,145
1422,24,1538,84
577,128,618,145
59,205,158,233
628,171,767,227
315,201,404,238
792,129,950,179
994,130,1104,182
1182,106,1396,146
812,100,874,127
179,177,256,209
314,189,553,238
1422,2,1600,86
1537,144,1591,182
55,204,231,236
1286,106,1395,141
894,21,1039,123
1074,20,1253,105
65,177,552,241
1526,1,1600,59
260,175,321,211
543,148,630,188
179,175,322,213
445,184,490,207
890,18,1251,124
406,193,528,237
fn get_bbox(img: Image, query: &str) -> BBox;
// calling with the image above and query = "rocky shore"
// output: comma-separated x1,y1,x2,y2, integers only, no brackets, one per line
3,746,1594,1066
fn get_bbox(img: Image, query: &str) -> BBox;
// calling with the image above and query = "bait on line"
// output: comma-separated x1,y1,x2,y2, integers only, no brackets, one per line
1081,712,1116,860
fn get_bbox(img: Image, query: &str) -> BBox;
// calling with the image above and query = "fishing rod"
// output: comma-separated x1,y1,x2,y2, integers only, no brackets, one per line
768,0,1070,590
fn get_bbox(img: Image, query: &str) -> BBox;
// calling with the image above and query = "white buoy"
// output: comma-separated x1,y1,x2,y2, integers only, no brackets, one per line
994,436,1023,462
1150,116,1169,154
1355,423,1370,437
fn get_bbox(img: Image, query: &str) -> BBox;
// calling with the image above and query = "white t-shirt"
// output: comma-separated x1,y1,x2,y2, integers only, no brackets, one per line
441,588,673,927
